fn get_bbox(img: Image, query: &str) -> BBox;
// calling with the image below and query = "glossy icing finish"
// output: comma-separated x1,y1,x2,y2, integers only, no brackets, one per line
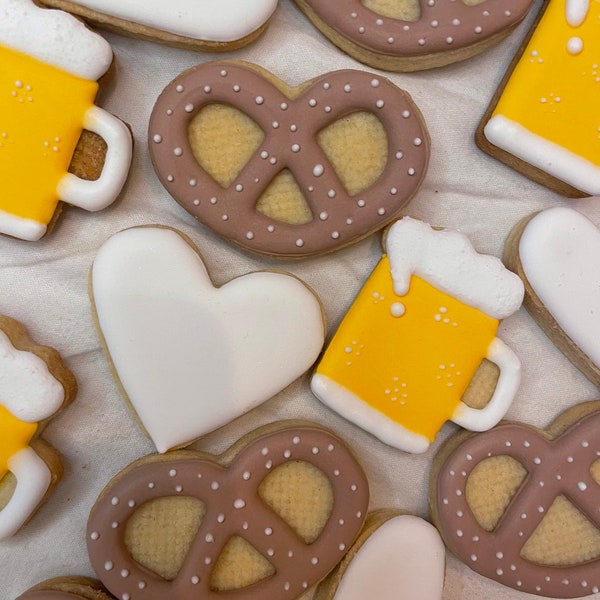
149,61,429,258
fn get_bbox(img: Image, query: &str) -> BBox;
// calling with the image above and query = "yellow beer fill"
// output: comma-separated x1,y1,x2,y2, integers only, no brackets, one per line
0,405,37,477
491,0,599,164
316,256,499,441
0,44,99,223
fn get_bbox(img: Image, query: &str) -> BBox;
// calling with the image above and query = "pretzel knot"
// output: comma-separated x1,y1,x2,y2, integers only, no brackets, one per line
299,0,535,58
87,425,369,600
17,593,87,600
434,409,600,598
149,61,429,258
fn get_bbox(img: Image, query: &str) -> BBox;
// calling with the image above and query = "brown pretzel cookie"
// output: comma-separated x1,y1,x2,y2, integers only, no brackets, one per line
16,577,115,600
290,0,536,72
148,60,429,259
87,421,369,599
430,401,600,598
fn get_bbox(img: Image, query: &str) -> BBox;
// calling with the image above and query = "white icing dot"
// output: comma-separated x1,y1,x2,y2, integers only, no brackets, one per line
291,144,301,153
217,513,226,523
176,84,184,93
148,482,155,489
203,85,211,94
234,499,246,509
496,552,504,559
121,569,129,578
309,98,317,107
296,239,304,247
578,482,588,491
267,548,275,556
280,102,288,110
111,497,119,506
220,69,228,77
243,471,251,480
390,302,405,318
138,582,146,589
311,557,319,565
185,103,194,113
456,530,463,537
265,527,273,536
344,84,352,92
205,534,214,542
256,96,264,105
272,121,280,129
211,481,220,490
191,576,200,584
471,554,478,562
235,184,244,192
173,147,183,157
175,485,183,493
293,436,301,445
112,522,119,529
290,124,298,132
169,469,177,477
402,110,411,118
193,199,200,206
313,164,324,177
233,84,240,92
105,561,114,571
376,99,385,108
568,37,584,55
153,134,162,143
246,231,254,240
90,531,99,541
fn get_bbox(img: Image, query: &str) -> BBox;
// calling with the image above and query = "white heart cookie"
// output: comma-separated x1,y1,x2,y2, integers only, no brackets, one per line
91,227,325,453
38,0,278,44
513,206,600,384
320,513,445,600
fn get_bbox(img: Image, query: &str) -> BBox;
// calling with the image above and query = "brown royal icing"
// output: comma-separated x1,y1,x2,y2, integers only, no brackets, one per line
301,0,535,57
435,408,600,598
87,425,369,599
149,61,429,258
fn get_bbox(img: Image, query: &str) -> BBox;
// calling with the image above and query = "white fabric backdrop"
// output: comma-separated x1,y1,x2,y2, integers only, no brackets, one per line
2,1,600,598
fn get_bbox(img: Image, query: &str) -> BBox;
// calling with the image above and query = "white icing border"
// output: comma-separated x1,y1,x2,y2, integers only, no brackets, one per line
0,208,47,242
484,115,600,196
0,0,112,80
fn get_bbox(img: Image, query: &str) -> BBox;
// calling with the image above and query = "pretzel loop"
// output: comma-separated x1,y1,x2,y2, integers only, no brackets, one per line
435,410,600,598
87,426,369,600
301,0,536,56
149,61,429,257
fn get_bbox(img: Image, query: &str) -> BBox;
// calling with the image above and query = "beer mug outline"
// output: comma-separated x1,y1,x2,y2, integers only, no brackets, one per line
312,217,524,453
0,0,132,241
0,328,66,539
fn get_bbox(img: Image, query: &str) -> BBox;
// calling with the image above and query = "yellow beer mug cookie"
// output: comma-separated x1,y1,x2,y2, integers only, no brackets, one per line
0,0,132,241
478,0,600,197
312,217,524,453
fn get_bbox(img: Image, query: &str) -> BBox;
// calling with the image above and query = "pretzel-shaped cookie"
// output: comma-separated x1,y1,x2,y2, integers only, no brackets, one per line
433,406,600,598
149,61,429,258
87,424,369,599
293,0,536,70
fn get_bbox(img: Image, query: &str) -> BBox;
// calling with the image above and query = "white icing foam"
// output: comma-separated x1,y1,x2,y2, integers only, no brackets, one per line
566,0,590,26
0,0,112,80
54,0,278,42
385,217,524,320
0,330,64,423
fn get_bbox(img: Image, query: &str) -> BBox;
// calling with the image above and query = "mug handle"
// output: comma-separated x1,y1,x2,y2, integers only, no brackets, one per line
56,105,132,211
450,337,521,432
0,446,52,539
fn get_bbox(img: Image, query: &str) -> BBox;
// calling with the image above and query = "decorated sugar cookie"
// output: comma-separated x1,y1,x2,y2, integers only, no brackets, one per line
0,0,132,241
86,422,369,600
17,578,115,600
315,511,445,600
505,206,600,386
478,0,600,197
290,0,535,71
311,216,524,453
37,0,278,51
0,316,77,539
149,61,429,258
90,226,326,453
431,401,600,598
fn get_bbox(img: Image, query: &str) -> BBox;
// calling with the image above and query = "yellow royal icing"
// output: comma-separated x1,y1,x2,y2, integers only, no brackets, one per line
0,43,98,223
0,405,38,478
489,0,599,179
315,256,499,441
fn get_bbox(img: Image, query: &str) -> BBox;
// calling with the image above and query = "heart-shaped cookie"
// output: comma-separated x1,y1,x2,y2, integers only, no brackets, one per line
87,422,369,600
431,402,600,598
90,226,325,453
149,61,429,258
290,0,535,71
505,207,600,386
36,0,277,50
315,511,445,600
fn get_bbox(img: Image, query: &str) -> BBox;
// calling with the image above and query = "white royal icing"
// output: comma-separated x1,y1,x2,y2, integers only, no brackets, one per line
385,217,524,319
53,0,278,42
91,227,326,453
332,515,445,600
566,0,590,26
0,0,113,81
519,206,600,368
0,330,65,423
0,446,53,539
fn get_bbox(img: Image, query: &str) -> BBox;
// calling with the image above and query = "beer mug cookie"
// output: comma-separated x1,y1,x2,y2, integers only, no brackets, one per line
0,315,77,539
505,206,600,387
431,401,600,598
36,0,278,51
290,0,535,71
478,0,600,197
311,216,524,453
149,61,429,258
86,422,369,600
0,0,132,241
314,510,445,600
